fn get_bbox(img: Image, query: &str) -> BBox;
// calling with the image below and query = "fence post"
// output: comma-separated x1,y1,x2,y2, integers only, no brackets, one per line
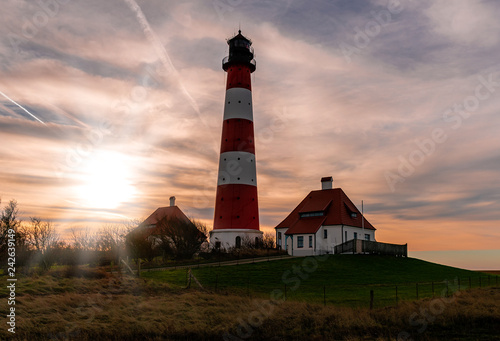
370,290,374,310
284,284,287,301
416,283,419,300
446,280,449,297
323,286,326,306
488,275,490,286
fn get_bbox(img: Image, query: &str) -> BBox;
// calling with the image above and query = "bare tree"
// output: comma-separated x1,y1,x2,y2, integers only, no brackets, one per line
22,217,58,254
262,232,276,249
155,217,208,260
70,227,98,251
0,200,24,263
126,231,157,263
20,217,58,271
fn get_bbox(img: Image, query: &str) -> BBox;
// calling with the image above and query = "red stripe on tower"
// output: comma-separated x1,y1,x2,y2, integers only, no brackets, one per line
211,30,262,248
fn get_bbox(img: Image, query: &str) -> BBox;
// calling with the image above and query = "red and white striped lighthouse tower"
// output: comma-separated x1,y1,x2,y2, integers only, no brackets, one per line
210,30,262,249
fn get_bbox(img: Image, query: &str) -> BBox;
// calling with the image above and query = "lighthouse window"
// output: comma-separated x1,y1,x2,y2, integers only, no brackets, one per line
238,100,241,103
237,197,240,200
237,157,240,160
228,101,230,104
237,177,240,180
237,215,240,219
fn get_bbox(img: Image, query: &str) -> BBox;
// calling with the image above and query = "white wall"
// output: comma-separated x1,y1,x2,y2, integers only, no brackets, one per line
286,233,316,257
209,229,263,250
275,228,288,250
280,225,376,256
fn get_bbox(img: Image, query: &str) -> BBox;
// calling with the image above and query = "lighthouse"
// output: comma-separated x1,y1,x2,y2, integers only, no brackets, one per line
210,30,262,249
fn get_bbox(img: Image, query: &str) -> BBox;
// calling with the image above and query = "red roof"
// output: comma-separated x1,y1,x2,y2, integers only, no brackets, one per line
275,188,376,235
284,216,326,235
132,206,191,237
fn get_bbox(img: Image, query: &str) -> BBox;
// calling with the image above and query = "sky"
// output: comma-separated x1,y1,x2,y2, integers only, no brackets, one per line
1,0,499,269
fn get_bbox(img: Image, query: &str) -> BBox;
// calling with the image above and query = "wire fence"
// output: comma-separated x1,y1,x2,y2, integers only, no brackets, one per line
196,272,500,308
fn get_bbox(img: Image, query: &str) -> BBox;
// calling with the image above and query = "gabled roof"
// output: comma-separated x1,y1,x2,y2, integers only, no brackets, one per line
141,206,190,227
275,188,376,235
131,206,191,238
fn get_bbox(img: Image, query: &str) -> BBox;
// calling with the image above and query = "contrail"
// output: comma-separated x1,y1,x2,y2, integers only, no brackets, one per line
0,90,46,125
122,0,200,115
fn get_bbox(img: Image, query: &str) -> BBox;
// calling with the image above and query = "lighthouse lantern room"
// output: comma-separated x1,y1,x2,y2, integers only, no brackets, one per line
210,31,262,249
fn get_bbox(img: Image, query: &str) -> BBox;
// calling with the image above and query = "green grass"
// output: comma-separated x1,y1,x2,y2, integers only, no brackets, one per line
142,255,499,307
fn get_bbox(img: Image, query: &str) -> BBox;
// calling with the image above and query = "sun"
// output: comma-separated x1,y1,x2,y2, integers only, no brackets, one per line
76,151,136,209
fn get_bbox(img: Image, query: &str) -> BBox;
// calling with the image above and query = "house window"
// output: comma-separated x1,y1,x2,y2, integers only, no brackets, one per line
278,232,282,241
235,236,241,248
309,235,313,248
324,229,327,239
365,234,370,241
345,231,347,242
297,236,304,248
354,232,357,239
299,211,324,218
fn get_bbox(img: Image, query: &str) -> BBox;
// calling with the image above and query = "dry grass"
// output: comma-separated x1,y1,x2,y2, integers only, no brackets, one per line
0,269,499,340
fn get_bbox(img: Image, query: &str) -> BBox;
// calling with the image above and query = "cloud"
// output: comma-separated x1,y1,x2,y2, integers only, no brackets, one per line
1,0,500,257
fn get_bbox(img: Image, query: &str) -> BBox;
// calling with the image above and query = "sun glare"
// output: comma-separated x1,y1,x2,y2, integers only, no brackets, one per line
76,151,136,209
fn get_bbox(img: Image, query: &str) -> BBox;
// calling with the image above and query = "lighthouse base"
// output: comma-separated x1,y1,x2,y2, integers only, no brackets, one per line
209,229,263,250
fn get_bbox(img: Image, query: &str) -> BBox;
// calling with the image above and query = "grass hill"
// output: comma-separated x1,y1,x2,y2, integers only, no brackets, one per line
143,255,497,307
0,256,498,340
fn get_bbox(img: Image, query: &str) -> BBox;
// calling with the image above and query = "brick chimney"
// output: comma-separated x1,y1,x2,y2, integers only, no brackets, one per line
169,196,176,207
321,176,333,190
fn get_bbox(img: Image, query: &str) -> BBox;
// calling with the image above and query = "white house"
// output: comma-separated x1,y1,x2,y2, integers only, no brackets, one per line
275,177,376,256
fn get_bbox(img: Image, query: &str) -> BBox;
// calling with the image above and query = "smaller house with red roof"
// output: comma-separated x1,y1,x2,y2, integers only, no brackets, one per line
275,177,377,256
130,196,192,245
